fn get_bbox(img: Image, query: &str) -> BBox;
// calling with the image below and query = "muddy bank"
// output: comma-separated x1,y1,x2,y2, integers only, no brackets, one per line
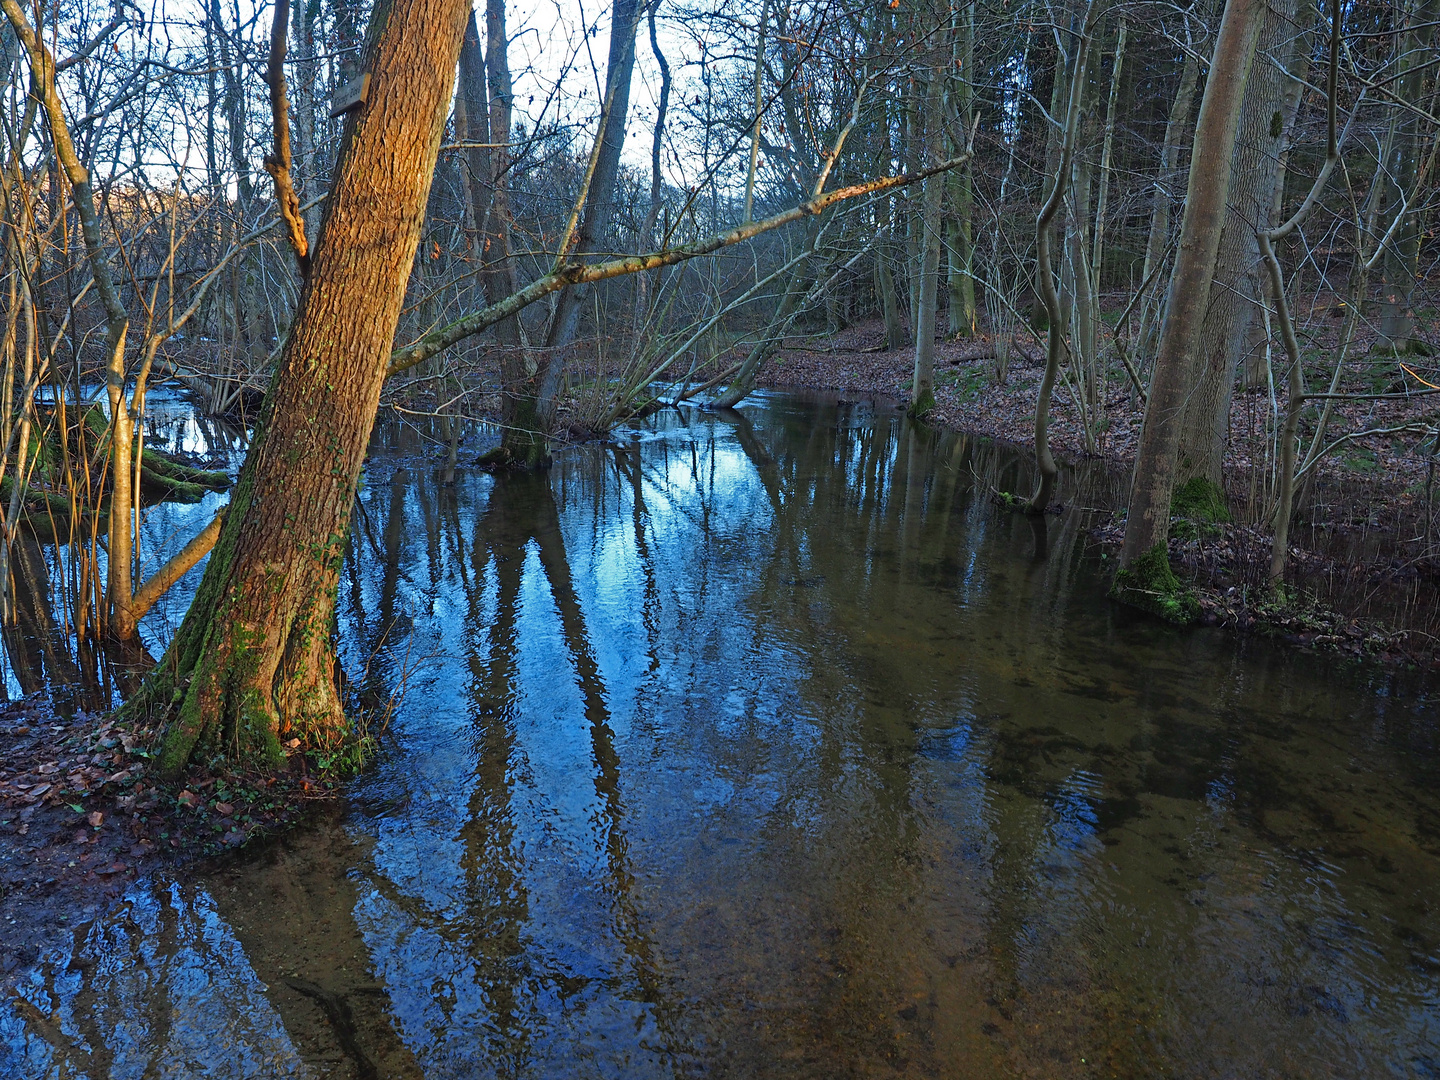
0,694,343,986
749,316,1440,664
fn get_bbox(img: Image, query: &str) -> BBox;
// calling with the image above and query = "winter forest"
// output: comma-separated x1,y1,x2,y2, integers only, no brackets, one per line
0,0,1438,1073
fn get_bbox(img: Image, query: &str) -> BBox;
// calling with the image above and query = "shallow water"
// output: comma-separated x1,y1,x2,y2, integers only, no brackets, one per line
3,392,1438,1078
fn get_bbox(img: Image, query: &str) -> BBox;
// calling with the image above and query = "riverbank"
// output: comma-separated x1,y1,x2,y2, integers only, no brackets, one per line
751,316,1440,668
0,694,344,983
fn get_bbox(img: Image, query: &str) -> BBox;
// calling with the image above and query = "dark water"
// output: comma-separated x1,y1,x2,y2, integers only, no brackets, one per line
3,392,1438,1078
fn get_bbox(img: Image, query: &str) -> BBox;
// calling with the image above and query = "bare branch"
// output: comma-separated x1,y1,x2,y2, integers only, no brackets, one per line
263,0,311,276
387,150,974,378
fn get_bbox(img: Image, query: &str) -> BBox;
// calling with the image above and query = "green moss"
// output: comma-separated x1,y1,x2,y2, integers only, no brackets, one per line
159,620,291,777
1341,448,1379,473
1373,337,1433,358
1171,476,1230,522
908,386,936,420
1110,542,1199,624
139,452,230,492
1170,476,1230,539
994,490,1025,510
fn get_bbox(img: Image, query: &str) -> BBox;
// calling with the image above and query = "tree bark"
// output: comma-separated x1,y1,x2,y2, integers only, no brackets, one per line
140,0,473,772
1376,0,1437,353
877,209,904,348
910,72,946,417
291,0,320,243
1134,43,1200,368
1175,0,1305,488
462,0,545,468
945,0,976,338
535,0,644,423
1028,1,1096,511
1120,0,1266,569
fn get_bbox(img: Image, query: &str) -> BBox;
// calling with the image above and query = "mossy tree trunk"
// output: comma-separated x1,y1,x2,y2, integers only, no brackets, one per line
1119,0,1264,569
140,0,472,772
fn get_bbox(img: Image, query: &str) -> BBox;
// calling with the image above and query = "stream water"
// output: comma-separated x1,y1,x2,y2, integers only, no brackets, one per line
2,391,1437,1078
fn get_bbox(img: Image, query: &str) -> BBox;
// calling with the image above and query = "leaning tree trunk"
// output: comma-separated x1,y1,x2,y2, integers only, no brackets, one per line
1118,0,1265,576
140,0,472,772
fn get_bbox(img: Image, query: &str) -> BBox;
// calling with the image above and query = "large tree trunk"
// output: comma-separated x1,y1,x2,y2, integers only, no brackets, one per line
141,0,472,772
1118,0,1265,576
1376,0,1437,353
1174,0,1306,489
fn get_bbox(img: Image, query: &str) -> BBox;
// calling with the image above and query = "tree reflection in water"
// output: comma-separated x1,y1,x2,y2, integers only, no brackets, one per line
3,393,1436,1080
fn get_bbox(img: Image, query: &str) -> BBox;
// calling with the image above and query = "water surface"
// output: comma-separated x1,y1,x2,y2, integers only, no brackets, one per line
4,392,1437,1078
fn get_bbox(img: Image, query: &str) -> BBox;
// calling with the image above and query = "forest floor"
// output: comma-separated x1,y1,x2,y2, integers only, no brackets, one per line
0,694,343,984
749,308,1440,667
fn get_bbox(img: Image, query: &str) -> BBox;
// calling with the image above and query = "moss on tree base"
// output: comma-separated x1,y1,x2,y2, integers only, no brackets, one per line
1170,476,1230,522
907,387,936,420
1170,476,1230,540
1110,542,1200,624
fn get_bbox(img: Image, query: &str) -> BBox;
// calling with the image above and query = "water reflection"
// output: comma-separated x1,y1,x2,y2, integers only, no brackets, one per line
3,392,1437,1078
0,389,246,705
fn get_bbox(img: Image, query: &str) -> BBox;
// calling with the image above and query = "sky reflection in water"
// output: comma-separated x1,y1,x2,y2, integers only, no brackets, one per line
3,392,1438,1078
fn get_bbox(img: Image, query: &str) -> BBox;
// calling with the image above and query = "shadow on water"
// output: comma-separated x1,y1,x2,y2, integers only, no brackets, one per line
3,390,1438,1078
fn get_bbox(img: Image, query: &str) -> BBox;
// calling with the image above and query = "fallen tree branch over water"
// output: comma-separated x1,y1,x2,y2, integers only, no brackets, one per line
386,150,974,379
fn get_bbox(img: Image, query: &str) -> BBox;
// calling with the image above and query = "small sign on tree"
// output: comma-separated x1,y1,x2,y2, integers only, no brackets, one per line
330,73,371,118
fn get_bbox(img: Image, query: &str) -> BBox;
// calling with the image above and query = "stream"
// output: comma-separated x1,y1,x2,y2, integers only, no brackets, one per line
2,391,1437,1078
